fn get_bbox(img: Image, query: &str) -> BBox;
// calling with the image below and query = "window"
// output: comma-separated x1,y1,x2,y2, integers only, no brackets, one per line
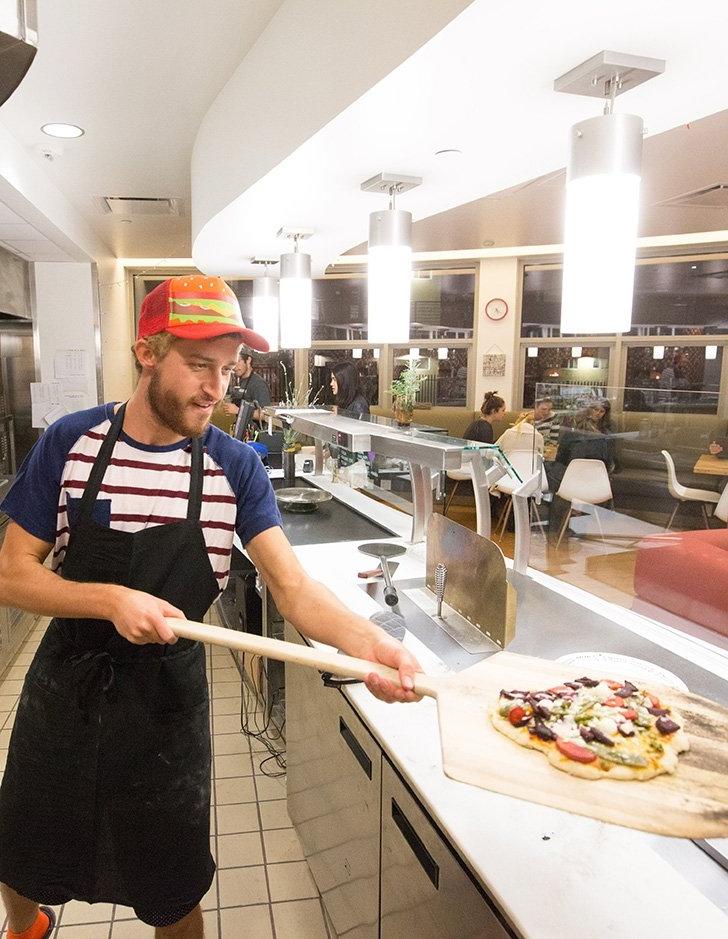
311,271,476,342
523,346,611,407
521,257,728,338
307,348,379,407
392,347,469,407
623,345,722,413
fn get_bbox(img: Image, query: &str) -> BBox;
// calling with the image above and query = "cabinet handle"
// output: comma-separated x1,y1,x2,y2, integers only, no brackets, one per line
391,799,440,890
339,717,372,780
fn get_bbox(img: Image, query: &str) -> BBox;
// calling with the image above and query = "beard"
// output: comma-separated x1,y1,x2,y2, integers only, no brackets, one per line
147,369,215,439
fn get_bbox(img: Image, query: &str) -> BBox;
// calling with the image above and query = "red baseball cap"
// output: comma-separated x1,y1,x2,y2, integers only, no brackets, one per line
137,275,269,352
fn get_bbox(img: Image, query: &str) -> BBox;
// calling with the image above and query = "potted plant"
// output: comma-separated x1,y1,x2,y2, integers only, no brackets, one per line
389,361,424,426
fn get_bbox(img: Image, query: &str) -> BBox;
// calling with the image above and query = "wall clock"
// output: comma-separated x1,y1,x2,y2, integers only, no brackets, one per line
485,297,508,321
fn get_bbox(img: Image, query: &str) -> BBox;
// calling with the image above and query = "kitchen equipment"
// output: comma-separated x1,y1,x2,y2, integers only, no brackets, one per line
434,563,446,618
167,618,728,838
358,542,406,607
275,487,333,513
557,651,689,692
406,514,516,653
358,562,399,580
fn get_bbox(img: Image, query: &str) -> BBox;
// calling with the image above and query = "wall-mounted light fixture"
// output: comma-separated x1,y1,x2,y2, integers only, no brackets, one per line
361,172,422,343
555,51,665,334
352,348,363,359
653,345,665,360
527,347,539,358
437,348,448,360
705,345,718,360
571,346,583,358
251,258,279,353
278,227,313,349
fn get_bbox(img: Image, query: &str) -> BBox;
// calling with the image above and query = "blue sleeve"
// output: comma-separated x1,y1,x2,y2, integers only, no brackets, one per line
204,427,282,546
0,404,109,543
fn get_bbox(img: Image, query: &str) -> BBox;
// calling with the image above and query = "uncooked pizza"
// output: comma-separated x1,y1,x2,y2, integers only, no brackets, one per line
491,676,689,780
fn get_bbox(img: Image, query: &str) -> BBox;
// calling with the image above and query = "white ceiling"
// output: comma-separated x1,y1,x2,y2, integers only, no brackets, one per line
2,0,728,271
192,0,728,276
0,0,283,259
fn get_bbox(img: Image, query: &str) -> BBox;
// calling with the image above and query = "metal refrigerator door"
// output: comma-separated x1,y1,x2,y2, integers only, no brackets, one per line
380,757,514,938
285,623,380,938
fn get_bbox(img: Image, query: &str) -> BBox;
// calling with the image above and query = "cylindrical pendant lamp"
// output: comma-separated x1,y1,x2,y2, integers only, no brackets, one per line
279,251,311,349
252,273,279,353
560,112,643,334
367,208,412,343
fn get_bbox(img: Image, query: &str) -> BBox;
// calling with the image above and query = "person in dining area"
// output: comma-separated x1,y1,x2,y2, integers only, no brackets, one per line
330,360,370,418
463,391,507,444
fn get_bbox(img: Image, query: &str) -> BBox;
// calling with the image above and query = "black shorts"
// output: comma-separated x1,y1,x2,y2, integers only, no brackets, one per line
135,896,201,928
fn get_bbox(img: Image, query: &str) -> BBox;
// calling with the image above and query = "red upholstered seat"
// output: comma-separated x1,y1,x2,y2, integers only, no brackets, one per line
634,529,728,636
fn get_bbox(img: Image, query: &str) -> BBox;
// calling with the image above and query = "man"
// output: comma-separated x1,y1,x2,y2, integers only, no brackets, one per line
222,347,271,432
0,275,419,939
533,396,559,447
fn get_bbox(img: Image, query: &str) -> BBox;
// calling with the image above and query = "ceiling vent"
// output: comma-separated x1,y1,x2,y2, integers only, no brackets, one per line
96,196,181,216
657,184,728,208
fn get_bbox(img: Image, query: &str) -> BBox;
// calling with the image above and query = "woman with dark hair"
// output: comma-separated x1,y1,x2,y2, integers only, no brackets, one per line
462,391,506,444
588,398,613,434
330,360,370,418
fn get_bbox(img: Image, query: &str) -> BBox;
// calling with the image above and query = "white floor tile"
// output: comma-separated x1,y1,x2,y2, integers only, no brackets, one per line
219,904,273,938
272,898,329,939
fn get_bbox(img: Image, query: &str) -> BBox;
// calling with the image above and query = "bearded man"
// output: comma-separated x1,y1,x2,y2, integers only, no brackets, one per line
0,275,418,939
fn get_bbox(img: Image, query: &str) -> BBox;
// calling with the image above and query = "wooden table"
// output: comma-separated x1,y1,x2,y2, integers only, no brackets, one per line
693,453,728,476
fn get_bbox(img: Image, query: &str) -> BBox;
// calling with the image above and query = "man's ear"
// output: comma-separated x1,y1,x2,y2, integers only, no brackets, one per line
133,339,157,369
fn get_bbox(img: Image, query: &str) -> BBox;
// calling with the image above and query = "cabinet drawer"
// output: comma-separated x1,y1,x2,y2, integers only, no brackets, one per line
381,758,514,938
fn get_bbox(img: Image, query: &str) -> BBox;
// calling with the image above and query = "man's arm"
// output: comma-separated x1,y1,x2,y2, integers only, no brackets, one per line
0,521,184,644
246,526,420,704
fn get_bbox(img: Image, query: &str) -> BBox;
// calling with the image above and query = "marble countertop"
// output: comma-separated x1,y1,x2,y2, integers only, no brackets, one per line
273,471,728,939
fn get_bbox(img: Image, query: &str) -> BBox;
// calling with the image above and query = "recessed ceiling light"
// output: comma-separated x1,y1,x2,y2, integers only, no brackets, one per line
482,239,495,247
435,148,463,158
41,123,84,138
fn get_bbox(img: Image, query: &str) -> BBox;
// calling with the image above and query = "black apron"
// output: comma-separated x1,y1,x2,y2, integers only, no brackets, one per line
0,403,221,916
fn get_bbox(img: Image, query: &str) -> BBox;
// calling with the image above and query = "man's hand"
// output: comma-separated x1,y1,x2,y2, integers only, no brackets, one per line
223,402,239,417
357,633,422,704
709,442,723,455
108,586,185,644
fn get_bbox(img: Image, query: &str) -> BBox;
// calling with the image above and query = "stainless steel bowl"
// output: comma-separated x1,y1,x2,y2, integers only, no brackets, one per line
275,487,333,513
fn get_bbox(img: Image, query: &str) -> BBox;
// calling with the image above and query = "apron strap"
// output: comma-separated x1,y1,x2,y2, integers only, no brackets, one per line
76,403,126,522
186,437,204,523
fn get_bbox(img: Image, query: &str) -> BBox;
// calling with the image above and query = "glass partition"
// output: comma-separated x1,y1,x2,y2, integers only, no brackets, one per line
307,348,379,407
513,380,728,651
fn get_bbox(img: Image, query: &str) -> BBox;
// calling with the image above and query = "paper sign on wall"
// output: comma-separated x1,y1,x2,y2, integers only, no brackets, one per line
30,381,66,428
54,348,91,411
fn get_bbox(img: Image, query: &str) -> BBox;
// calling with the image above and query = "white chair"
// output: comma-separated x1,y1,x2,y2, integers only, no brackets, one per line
554,458,613,548
715,481,728,525
443,465,472,515
661,450,720,530
492,450,549,540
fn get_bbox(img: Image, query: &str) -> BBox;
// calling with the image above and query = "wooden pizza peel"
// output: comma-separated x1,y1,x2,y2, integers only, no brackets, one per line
168,619,728,839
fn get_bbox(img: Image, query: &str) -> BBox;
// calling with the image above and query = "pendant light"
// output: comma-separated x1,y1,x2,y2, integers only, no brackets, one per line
251,259,279,353
278,228,313,349
555,51,665,334
361,172,422,343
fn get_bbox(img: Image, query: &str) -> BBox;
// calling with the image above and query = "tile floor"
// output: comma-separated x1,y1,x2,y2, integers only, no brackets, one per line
0,614,333,938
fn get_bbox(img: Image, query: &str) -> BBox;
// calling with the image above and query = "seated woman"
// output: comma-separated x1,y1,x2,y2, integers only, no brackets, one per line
330,361,370,418
545,415,614,492
463,391,506,444
496,411,545,456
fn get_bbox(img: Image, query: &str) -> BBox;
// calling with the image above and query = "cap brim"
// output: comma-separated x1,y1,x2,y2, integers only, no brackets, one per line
165,322,270,353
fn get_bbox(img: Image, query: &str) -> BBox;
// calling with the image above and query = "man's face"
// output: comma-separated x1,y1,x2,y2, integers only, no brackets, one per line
534,400,553,421
146,336,241,438
235,355,253,379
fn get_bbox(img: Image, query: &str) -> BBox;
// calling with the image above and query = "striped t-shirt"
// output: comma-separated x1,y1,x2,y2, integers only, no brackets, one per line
1,403,281,591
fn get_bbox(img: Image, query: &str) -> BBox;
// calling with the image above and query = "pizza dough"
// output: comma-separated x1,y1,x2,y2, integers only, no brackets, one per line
490,676,689,781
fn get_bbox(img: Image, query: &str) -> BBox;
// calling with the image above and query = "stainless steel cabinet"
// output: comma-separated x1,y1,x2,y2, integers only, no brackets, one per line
381,758,513,938
285,623,381,938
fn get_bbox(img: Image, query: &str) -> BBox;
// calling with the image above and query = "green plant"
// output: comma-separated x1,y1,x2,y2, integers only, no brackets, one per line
279,363,321,449
389,361,424,408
